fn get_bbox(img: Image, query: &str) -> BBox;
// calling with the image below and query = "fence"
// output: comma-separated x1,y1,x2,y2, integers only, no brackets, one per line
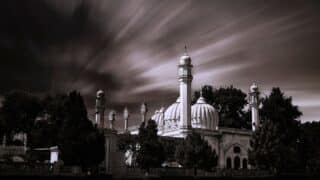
0,162,272,177
114,167,272,178
0,162,85,176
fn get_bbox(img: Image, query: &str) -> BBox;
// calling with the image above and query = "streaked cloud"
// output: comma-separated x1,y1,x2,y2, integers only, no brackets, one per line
0,0,320,127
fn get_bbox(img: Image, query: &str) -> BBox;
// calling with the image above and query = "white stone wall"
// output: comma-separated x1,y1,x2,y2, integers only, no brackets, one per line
195,128,251,169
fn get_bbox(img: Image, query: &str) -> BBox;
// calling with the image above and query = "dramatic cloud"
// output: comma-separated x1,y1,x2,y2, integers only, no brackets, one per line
0,0,320,128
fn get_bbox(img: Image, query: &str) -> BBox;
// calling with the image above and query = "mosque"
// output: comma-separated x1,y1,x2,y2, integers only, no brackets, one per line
94,51,260,170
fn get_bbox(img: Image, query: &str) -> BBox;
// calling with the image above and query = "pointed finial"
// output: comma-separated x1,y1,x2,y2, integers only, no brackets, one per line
200,85,204,97
184,45,188,55
141,101,148,114
123,106,129,119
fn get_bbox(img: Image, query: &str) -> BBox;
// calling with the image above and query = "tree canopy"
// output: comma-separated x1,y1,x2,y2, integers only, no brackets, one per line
192,85,248,129
0,91,42,135
136,120,165,171
249,87,302,173
0,90,105,167
175,131,217,174
299,121,320,172
45,91,105,166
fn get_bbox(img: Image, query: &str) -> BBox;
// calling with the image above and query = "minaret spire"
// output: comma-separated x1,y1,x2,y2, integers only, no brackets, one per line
184,45,188,55
141,102,148,125
108,110,116,129
123,107,129,132
200,85,204,97
249,83,260,131
95,90,106,128
178,48,193,137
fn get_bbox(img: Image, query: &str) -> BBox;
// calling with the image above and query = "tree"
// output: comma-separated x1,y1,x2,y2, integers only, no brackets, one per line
160,137,182,163
192,85,215,105
175,131,217,175
192,85,248,128
43,91,105,167
299,121,320,172
0,112,6,137
118,132,138,167
136,120,165,172
249,87,302,173
0,91,42,137
28,120,56,148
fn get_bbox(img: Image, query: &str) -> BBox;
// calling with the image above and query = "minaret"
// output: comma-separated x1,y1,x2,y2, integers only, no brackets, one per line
178,46,193,131
108,110,116,129
141,102,148,125
123,107,129,132
249,83,260,131
95,90,106,128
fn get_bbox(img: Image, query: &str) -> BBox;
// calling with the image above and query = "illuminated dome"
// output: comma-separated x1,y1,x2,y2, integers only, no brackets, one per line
163,97,181,128
191,95,219,130
151,107,165,126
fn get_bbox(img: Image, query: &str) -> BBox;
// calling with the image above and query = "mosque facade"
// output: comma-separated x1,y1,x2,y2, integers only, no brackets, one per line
94,52,260,170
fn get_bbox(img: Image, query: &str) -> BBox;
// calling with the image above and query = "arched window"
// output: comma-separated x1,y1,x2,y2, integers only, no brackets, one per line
226,157,232,169
242,158,248,169
233,146,241,154
234,156,240,170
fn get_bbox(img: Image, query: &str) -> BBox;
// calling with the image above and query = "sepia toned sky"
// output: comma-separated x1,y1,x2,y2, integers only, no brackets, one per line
1,0,320,127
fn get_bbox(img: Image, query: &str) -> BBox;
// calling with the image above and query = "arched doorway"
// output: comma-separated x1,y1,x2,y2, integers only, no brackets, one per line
234,156,240,170
226,157,232,169
242,158,248,169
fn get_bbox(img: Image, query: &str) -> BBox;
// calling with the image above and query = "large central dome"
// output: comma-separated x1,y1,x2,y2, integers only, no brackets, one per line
155,96,219,131
163,97,181,128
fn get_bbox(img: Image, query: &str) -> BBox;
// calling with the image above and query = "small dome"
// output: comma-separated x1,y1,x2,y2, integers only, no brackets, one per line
151,109,164,126
96,90,104,97
250,83,258,93
179,55,191,65
163,97,181,127
191,96,219,130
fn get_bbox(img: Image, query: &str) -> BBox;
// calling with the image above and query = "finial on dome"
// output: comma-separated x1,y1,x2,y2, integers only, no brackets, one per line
141,102,147,114
184,45,188,55
200,85,204,97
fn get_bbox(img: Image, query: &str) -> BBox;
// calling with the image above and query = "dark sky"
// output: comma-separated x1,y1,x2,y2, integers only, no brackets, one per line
1,0,320,128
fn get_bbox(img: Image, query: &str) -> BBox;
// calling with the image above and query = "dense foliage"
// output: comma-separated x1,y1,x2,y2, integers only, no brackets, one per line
0,91,42,136
43,91,105,166
136,120,165,171
0,90,105,167
249,88,302,173
192,85,249,129
175,131,217,174
299,121,320,172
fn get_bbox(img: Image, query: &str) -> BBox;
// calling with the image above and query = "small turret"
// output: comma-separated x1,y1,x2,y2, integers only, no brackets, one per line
95,90,106,128
141,102,148,124
249,83,260,131
108,110,116,129
123,107,129,132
